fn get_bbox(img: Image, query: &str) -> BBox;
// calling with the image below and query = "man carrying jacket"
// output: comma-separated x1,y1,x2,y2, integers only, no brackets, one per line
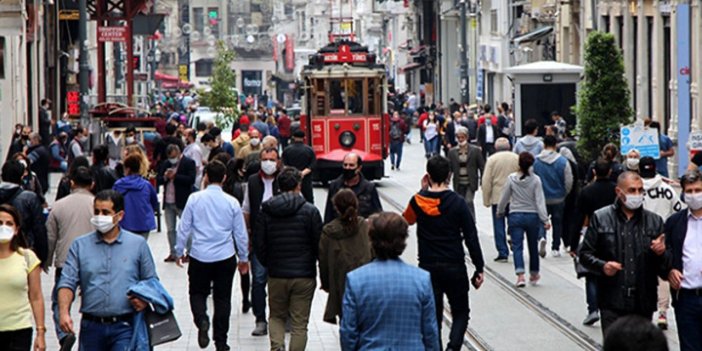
579,171,667,336
255,167,322,351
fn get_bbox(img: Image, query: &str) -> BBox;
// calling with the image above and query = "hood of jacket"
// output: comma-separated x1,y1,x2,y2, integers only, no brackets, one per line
0,183,22,203
411,189,464,218
113,175,150,192
519,135,542,147
536,149,562,164
262,192,307,217
508,172,541,189
324,216,365,240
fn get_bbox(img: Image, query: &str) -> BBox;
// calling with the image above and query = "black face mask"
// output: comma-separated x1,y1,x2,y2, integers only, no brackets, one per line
342,168,357,180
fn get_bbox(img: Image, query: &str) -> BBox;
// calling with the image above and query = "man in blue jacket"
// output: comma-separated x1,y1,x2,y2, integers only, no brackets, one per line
341,212,439,351
533,135,573,257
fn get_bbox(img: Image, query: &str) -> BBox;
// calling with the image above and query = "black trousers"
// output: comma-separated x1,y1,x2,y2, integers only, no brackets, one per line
600,308,653,337
188,255,236,348
419,262,470,350
0,328,32,351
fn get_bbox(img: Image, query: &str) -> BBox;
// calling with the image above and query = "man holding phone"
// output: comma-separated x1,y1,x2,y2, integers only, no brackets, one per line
579,171,668,336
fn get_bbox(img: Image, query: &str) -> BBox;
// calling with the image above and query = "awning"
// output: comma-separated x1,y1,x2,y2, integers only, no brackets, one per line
154,71,180,82
399,62,421,73
161,80,193,89
512,26,554,45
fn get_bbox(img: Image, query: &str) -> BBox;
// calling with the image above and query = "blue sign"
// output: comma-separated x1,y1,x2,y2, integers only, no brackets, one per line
476,69,484,101
677,4,691,176
620,126,660,159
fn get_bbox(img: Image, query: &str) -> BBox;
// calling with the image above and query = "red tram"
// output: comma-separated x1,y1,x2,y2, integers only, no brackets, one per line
300,40,389,183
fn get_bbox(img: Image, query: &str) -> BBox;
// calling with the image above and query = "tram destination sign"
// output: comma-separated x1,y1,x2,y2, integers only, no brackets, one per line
323,45,368,64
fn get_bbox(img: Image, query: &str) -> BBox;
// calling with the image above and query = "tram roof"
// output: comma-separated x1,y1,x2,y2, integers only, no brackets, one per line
301,64,386,79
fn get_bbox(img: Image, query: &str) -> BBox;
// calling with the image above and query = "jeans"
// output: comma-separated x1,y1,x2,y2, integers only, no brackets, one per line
79,319,133,351
52,268,67,342
0,328,32,351
456,184,476,221
491,205,509,258
424,137,439,158
251,252,269,323
508,212,541,275
188,255,236,349
585,276,598,314
539,202,565,250
419,262,470,350
674,290,702,351
164,203,182,256
389,141,404,168
268,278,316,351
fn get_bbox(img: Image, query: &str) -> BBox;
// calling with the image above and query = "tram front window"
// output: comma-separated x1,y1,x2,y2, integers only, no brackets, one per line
329,79,364,115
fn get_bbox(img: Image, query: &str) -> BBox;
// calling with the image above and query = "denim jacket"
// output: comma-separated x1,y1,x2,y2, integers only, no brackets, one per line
128,278,174,351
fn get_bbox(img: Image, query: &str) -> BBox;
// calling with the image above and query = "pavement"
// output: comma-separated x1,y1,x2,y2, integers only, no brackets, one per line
39,134,682,350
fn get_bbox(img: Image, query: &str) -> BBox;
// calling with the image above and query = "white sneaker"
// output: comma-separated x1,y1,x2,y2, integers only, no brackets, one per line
539,238,547,258
551,250,562,257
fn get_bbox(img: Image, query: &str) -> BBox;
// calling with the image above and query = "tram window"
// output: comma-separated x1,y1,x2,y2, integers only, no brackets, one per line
347,79,363,114
329,79,345,114
368,78,378,115
313,79,326,116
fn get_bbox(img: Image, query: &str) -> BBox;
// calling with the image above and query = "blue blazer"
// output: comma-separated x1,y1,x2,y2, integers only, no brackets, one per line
340,259,440,351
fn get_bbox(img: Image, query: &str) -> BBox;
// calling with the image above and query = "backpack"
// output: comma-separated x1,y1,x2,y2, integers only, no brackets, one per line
390,121,403,140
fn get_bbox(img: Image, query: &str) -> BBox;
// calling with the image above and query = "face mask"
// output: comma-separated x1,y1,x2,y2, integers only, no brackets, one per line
90,215,116,233
126,136,135,144
0,225,15,243
623,194,644,210
168,158,179,165
686,193,702,211
458,140,468,147
18,160,27,169
343,168,358,180
250,138,261,147
626,158,640,170
261,160,277,175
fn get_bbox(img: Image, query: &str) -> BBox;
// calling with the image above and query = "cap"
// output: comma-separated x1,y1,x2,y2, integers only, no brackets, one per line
239,116,250,126
639,156,657,178
293,129,305,138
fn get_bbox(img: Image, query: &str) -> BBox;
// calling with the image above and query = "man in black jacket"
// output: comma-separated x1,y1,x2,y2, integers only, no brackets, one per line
90,144,118,193
323,153,382,224
663,170,702,350
0,160,48,265
243,147,281,336
26,133,50,194
158,144,196,262
579,171,667,335
282,130,316,203
255,167,322,351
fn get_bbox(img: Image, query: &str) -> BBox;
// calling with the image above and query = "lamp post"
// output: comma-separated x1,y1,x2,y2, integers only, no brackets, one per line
459,0,470,104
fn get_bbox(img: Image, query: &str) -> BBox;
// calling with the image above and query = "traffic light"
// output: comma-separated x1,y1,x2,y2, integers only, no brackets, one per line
208,9,218,25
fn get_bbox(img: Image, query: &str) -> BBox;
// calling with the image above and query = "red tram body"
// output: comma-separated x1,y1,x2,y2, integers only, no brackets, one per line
300,40,389,183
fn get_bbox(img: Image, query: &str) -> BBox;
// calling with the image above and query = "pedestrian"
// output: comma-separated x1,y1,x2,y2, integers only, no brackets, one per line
154,123,186,167
477,114,499,159
389,111,407,170
57,190,157,350
624,149,641,172
497,152,551,286
243,147,282,336
481,137,519,262
570,158,617,326
0,160,48,267
533,135,573,257
324,152,382,224
551,111,567,140
104,128,125,169
183,128,205,189
403,155,485,351
648,121,674,178
442,111,457,155
7,125,29,162
55,156,90,201
0,204,46,351
45,166,93,350
231,116,252,156
255,167,322,351
90,145,118,194
512,119,544,156
447,126,485,220
586,143,625,183
579,171,667,335
340,212,440,351
124,126,145,151
25,133,50,195
278,109,292,149
67,126,89,165
222,158,251,314
115,144,150,179
158,144,196,262
237,129,262,162
11,153,45,201
176,160,249,351
664,169,702,350
112,154,159,240
49,132,68,173
423,111,440,158
319,189,371,324
282,129,316,203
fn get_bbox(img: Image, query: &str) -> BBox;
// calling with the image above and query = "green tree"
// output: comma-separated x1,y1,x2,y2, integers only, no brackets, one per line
199,40,240,129
575,31,634,162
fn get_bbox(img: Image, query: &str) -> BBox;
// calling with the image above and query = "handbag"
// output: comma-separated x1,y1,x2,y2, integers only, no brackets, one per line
144,309,182,346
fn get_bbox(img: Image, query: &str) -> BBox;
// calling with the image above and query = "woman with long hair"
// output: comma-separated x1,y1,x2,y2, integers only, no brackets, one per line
497,152,551,287
422,111,440,158
0,204,46,351
115,144,151,179
319,189,372,324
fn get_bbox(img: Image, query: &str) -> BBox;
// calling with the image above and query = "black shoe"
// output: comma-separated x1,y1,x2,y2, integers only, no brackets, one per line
216,344,231,351
493,256,508,263
242,300,251,314
197,320,210,348
59,334,76,351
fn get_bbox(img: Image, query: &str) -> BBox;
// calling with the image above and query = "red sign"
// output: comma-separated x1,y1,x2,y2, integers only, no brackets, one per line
67,91,80,116
98,26,128,42
322,45,368,63
285,35,294,72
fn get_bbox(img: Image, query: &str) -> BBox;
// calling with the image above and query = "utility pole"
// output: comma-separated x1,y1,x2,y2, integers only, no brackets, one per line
78,0,90,127
459,0,470,104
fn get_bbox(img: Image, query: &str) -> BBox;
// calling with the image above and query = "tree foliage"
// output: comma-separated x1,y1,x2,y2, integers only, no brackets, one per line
575,31,634,162
199,40,240,129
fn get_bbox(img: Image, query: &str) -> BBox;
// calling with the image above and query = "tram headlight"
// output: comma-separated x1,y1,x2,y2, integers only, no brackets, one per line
339,131,356,148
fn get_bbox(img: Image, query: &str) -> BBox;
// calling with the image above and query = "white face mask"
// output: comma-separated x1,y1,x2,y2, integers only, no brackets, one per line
626,157,640,170
458,140,468,147
686,193,702,211
250,138,261,147
91,215,116,233
168,158,179,165
0,225,15,243
623,194,644,210
261,160,277,175
126,136,135,144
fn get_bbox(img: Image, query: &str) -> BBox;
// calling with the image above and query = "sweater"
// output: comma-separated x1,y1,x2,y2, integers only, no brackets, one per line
497,172,549,223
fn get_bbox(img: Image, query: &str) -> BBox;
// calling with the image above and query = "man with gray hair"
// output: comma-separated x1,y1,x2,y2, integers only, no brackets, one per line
481,137,519,262
447,126,485,219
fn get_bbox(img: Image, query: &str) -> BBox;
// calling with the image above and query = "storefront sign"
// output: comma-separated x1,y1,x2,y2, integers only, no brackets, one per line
98,26,128,42
241,70,262,96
